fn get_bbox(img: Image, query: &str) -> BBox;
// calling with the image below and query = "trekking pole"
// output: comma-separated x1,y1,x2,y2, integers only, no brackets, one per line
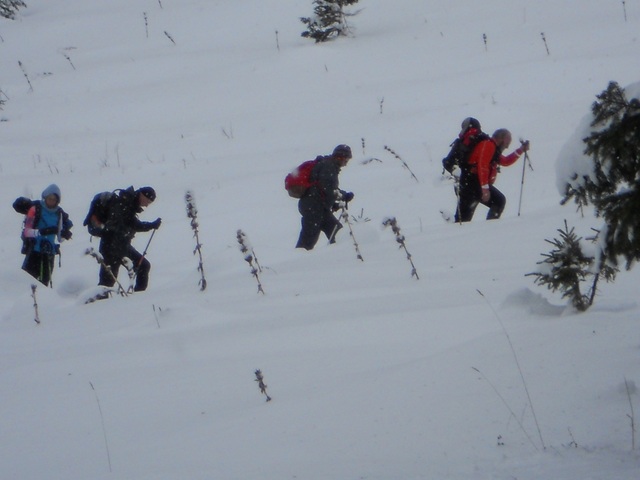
85,248,129,297
517,141,533,217
454,174,463,226
128,228,157,290
137,228,156,270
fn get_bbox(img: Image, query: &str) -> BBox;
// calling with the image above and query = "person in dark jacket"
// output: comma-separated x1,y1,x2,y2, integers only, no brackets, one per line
98,186,161,293
21,184,73,286
455,129,529,222
296,144,354,250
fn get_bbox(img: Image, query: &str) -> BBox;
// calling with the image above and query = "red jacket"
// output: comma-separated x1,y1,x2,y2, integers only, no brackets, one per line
468,139,523,187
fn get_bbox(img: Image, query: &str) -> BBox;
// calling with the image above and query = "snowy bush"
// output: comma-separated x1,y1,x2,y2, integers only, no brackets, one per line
1,0,26,20
300,0,360,43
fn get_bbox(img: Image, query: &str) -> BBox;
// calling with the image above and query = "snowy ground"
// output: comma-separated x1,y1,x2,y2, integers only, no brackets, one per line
1,1,639,479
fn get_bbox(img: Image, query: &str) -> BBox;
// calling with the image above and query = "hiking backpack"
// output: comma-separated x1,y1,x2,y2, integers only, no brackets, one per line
13,197,40,254
13,196,70,255
442,131,489,174
83,191,116,237
284,159,319,198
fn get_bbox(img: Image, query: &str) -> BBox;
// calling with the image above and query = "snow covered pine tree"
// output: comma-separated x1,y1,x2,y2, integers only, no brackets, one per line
300,0,359,43
1,0,26,20
527,221,616,312
561,81,640,269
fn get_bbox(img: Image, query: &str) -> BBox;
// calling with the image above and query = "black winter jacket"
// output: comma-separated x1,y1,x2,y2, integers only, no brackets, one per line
299,156,343,211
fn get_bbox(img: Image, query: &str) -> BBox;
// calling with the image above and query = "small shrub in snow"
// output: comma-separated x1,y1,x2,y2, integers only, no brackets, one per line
0,90,5,111
254,369,272,402
185,191,207,291
300,0,360,43
383,145,419,182
236,229,264,294
335,193,364,261
18,60,33,92
540,32,550,55
382,217,419,279
30,284,40,324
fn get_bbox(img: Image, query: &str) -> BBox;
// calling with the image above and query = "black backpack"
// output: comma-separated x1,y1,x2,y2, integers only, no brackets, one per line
442,131,490,174
13,196,36,215
13,196,71,255
83,191,116,237
13,197,40,254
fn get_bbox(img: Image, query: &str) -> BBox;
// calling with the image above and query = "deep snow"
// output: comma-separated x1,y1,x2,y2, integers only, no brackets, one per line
1,1,639,479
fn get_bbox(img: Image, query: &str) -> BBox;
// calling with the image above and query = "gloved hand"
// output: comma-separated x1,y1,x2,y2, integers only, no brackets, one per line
342,191,354,203
61,230,73,240
150,218,162,230
481,186,491,203
39,226,58,236
519,140,530,152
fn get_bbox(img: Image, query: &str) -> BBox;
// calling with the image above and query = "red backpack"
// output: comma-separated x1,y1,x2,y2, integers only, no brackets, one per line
284,159,319,198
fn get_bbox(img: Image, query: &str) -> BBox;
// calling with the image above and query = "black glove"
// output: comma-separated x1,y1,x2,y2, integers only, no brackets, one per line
39,226,58,236
150,218,162,230
342,191,354,203
61,230,72,240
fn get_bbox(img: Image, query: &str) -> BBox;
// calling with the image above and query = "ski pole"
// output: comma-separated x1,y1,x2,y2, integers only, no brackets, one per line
517,141,533,217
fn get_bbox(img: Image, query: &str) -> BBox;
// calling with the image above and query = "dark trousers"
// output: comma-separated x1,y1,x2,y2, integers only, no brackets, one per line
22,251,55,287
99,244,151,292
455,172,506,222
296,202,342,250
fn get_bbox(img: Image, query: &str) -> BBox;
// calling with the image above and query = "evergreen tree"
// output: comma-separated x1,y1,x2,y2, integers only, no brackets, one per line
561,81,640,269
1,0,26,20
300,0,360,43
528,221,616,312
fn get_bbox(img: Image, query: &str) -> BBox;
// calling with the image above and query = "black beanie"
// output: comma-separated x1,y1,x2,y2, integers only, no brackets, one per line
137,186,156,202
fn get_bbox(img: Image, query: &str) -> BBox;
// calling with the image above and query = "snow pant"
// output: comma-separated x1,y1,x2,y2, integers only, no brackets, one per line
22,251,55,287
455,171,506,222
99,243,151,292
296,201,342,250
